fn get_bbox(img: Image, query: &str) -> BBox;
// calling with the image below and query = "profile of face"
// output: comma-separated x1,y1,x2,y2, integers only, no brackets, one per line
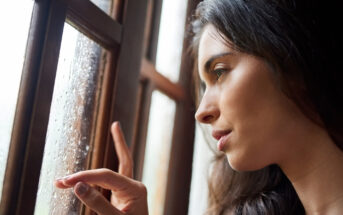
195,25,313,171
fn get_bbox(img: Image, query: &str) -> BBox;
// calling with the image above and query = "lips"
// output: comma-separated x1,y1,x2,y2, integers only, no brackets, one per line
212,129,232,151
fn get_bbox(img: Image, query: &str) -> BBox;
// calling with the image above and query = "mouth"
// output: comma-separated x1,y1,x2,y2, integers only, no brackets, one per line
212,129,232,151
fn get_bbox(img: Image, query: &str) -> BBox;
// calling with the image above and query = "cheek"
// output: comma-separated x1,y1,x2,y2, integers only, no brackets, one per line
220,68,276,134
219,67,294,170
226,128,280,171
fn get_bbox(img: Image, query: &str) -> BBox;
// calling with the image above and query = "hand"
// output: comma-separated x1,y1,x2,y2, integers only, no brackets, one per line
55,122,148,215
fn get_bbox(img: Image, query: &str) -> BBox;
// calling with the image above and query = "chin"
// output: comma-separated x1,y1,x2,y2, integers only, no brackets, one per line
225,153,268,172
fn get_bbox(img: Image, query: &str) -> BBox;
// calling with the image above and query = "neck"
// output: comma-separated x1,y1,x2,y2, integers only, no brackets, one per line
280,128,343,215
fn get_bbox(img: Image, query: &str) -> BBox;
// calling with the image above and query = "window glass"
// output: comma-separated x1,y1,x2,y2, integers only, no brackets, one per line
142,91,176,215
34,23,107,215
188,124,214,215
0,1,34,201
90,0,113,16
155,0,188,83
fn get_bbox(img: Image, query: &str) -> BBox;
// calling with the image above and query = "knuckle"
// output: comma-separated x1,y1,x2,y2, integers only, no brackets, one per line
136,182,148,195
98,168,118,184
99,168,113,175
100,168,116,179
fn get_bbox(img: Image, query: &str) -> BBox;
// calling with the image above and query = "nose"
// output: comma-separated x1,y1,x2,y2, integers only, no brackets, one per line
195,91,220,124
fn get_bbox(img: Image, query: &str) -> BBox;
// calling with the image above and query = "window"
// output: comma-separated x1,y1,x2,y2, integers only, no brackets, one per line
142,91,176,214
155,0,188,82
0,1,34,202
138,0,190,214
34,23,108,215
89,0,113,15
0,0,148,214
0,0,200,215
132,0,200,214
188,124,214,215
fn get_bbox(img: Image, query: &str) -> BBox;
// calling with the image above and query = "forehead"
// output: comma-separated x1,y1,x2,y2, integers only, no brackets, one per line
198,25,233,72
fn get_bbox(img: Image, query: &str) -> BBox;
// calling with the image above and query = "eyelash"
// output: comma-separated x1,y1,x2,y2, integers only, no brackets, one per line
199,67,229,93
212,68,228,80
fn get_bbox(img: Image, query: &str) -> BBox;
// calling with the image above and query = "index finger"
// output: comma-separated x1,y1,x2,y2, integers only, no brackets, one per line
111,121,133,178
56,168,135,191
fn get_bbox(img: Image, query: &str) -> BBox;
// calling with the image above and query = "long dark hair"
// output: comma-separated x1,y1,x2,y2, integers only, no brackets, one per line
190,0,343,214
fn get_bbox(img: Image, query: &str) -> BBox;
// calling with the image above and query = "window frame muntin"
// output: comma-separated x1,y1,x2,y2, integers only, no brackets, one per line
0,0,149,214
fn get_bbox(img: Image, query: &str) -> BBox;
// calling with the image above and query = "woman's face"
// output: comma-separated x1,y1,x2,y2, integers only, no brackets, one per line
195,25,309,171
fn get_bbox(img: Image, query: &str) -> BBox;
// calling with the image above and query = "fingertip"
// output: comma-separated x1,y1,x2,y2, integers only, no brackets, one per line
54,179,61,187
54,179,69,189
111,121,120,131
54,175,75,187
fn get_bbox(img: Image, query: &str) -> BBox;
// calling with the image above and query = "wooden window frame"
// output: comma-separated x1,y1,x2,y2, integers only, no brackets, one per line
1,0,201,214
132,0,200,214
0,0,148,214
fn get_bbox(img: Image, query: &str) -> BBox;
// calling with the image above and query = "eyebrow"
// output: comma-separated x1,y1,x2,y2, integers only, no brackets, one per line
204,52,233,73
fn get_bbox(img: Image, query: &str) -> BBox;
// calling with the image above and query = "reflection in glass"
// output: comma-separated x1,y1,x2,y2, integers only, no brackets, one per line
34,23,106,215
155,0,188,82
142,91,176,215
0,1,34,201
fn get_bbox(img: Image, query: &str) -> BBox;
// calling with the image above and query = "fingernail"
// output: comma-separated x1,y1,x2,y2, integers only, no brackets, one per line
75,182,89,196
115,121,121,127
56,175,70,181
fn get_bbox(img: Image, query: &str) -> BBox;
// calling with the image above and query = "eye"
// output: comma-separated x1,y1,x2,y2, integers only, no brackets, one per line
213,68,228,81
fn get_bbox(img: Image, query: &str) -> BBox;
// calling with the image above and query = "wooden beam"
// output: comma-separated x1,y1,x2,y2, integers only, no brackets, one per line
131,80,154,180
146,0,163,63
0,0,68,214
131,0,162,181
164,0,201,214
103,0,149,176
67,0,122,49
140,58,185,101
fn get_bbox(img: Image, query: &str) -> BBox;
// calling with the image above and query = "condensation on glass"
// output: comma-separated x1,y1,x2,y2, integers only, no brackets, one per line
155,0,188,83
34,23,107,215
90,0,113,16
0,1,34,202
142,91,176,215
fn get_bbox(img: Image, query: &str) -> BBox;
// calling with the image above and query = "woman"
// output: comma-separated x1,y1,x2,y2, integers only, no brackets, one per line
55,0,343,214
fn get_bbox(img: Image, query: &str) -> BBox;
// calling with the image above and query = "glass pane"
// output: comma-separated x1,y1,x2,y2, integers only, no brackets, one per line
90,0,113,16
155,0,188,82
0,1,34,201
34,23,107,215
142,91,176,215
188,124,213,215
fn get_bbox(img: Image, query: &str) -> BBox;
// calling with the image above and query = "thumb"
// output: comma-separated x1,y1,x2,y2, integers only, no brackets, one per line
74,182,123,215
